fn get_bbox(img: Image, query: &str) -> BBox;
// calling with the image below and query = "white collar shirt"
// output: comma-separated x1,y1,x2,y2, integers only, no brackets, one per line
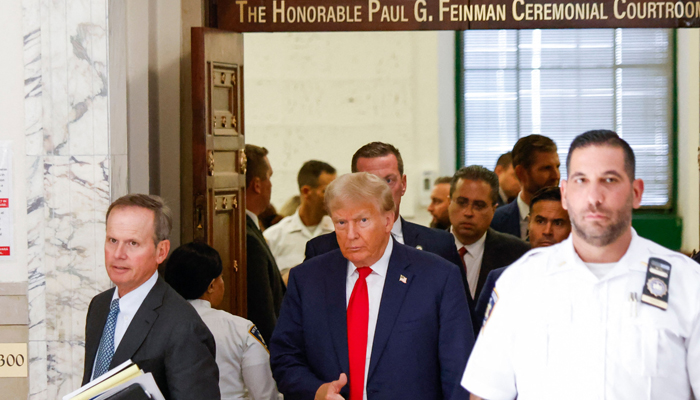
516,192,530,240
346,238,393,400
390,217,404,244
112,271,158,349
453,230,487,298
92,271,158,380
189,299,279,400
263,210,335,273
245,209,260,230
463,229,700,400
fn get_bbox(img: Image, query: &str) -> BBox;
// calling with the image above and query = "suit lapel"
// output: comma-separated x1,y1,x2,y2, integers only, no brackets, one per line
247,215,265,243
83,289,115,384
400,217,419,248
477,229,497,297
367,242,413,380
247,215,278,267
110,278,164,368
326,251,351,375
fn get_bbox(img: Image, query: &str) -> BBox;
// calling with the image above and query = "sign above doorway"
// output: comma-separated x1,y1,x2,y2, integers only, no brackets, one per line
216,0,700,31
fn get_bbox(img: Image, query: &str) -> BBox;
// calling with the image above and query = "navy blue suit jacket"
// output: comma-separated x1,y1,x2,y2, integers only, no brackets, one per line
304,217,471,306
271,240,474,400
469,229,529,331
490,199,522,239
472,266,507,334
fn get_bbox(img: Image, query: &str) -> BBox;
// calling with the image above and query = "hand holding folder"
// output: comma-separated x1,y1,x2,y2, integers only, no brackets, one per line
63,360,164,400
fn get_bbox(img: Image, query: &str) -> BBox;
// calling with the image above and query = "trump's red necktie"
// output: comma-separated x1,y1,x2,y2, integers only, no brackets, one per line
347,267,372,400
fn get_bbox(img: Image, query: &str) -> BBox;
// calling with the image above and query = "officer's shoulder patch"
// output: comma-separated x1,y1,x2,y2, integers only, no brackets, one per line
482,288,499,331
249,325,269,352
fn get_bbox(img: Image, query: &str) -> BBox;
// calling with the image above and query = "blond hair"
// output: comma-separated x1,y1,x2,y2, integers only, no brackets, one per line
324,172,395,215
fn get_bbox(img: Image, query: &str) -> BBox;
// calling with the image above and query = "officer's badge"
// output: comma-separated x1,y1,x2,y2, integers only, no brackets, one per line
641,257,671,311
482,289,499,330
249,325,269,352
415,245,423,250
646,277,668,297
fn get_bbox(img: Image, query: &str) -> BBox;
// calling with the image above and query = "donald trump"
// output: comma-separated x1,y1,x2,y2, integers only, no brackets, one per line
270,172,474,400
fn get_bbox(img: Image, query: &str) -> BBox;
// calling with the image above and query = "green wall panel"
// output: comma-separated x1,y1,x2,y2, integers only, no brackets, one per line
632,214,682,250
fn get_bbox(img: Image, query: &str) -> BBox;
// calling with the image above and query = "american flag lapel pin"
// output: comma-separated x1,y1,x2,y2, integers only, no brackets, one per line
399,275,407,284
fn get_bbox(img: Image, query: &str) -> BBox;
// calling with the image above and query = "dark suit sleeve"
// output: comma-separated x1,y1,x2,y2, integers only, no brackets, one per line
490,202,521,239
473,272,499,333
270,269,326,399
442,240,463,268
164,321,221,400
438,266,475,400
81,297,97,386
247,232,279,344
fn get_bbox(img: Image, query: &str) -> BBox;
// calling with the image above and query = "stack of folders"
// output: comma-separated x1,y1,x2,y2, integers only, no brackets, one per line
62,360,165,400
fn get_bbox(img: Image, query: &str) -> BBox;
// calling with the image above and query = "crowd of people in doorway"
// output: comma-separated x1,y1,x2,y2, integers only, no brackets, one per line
81,130,700,400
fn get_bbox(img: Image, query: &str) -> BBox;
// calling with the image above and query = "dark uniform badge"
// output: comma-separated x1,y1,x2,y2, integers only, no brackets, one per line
249,325,269,352
640,257,671,311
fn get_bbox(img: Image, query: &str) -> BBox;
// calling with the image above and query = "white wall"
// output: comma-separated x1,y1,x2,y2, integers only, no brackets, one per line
244,31,445,226
0,0,28,282
437,31,457,177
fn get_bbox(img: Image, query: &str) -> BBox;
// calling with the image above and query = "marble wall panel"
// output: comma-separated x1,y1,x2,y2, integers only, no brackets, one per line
43,156,73,344
23,0,122,397
23,1,43,158
46,0,69,156
26,156,46,343
24,1,48,396
68,16,106,156
90,0,110,157
28,341,47,399
46,340,78,399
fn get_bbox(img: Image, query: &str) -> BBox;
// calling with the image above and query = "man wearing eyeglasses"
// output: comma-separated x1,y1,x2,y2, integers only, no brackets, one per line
448,166,530,303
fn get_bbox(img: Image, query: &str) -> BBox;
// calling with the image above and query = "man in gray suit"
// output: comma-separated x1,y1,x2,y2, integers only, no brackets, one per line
81,194,220,400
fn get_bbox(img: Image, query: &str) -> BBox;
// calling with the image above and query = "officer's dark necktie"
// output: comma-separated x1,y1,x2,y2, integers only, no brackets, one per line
347,267,372,400
93,298,120,379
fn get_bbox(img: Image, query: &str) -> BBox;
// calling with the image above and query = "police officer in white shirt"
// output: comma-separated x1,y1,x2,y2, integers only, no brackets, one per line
463,130,700,400
264,160,337,283
165,242,280,400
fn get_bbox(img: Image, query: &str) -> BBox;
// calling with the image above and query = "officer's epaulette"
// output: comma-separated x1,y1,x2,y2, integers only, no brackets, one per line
653,249,700,274
528,245,573,274
514,246,550,264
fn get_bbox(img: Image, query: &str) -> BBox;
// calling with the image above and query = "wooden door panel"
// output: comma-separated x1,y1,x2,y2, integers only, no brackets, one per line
192,28,246,316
